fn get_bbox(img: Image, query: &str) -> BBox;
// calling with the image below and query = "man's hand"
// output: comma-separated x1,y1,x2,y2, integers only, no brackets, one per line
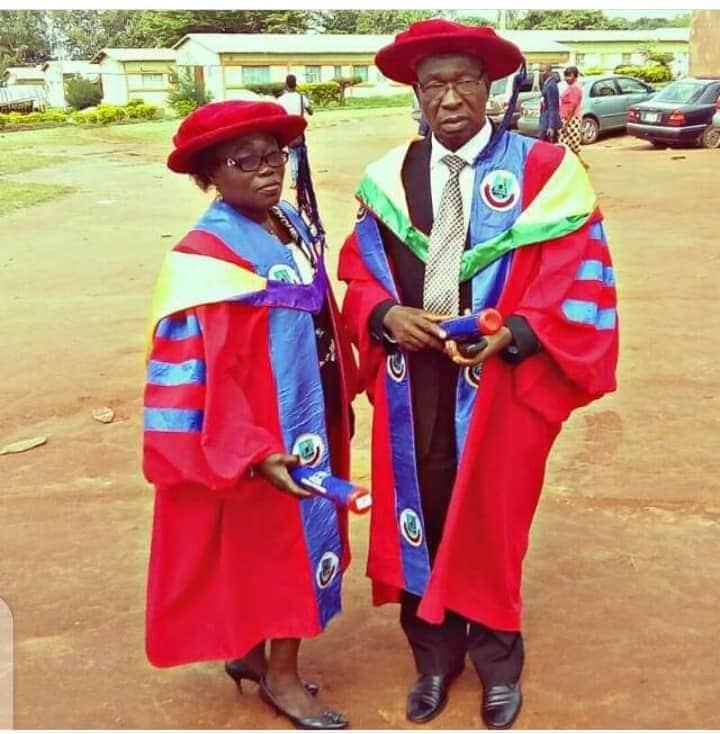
383,305,448,352
445,326,513,367
255,453,311,498
546,128,557,141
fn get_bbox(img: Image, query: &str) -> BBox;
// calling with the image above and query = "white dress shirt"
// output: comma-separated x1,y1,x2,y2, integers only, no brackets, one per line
430,120,492,234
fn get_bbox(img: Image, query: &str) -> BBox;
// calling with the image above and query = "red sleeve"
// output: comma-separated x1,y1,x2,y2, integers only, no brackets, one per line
143,303,284,491
513,214,618,400
337,227,395,397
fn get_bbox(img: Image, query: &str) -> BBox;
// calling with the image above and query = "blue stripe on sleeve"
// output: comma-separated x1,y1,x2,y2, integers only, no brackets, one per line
562,299,598,325
597,308,617,330
603,266,615,286
589,221,607,245
576,259,604,281
147,359,206,386
156,314,202,340
144,407,203,432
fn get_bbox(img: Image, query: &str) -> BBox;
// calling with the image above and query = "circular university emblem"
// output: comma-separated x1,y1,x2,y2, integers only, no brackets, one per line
316,551,340,589
386,352,406,383
399,508,423,547
464,363,483,389
292,433,325,467
480,169,520,212
268,263,301,284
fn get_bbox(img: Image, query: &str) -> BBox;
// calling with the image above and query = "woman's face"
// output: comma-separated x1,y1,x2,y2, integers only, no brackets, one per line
208,133,286,219
565,73,577,84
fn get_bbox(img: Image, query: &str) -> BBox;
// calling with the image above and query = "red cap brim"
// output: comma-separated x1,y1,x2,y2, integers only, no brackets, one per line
167,114,306,174
375,33,523,85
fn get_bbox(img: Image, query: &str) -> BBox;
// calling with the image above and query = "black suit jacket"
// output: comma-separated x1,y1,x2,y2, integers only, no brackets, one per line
369,136,540,464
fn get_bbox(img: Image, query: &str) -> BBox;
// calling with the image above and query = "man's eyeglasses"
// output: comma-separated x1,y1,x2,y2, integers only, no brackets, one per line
417,78,485,101
225,150,289,172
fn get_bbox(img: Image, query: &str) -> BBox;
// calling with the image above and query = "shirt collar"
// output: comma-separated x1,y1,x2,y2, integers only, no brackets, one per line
430,119,492,170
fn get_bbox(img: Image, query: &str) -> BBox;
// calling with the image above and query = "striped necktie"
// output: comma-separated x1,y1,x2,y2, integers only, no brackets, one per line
423,154,467,315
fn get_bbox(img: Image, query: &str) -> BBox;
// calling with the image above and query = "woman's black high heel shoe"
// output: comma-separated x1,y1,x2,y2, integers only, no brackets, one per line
258,676,348,730
225,659,319,696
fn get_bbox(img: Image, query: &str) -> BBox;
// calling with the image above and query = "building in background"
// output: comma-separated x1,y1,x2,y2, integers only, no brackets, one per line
90,48,177,106
40,60,98,109
173,33,395,99
1,66,46,88
173,32,571,100
550,28,690,74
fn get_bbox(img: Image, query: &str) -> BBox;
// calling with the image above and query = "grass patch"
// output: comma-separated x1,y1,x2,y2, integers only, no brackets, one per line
0,179,74,217
343,93,413,109
0,151,67,175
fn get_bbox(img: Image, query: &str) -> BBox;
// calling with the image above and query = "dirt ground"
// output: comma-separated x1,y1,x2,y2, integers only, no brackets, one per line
1,110,719,729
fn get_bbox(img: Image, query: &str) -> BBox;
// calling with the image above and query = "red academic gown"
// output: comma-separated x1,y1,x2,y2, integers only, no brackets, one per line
143,220,356,667
338,141,619,631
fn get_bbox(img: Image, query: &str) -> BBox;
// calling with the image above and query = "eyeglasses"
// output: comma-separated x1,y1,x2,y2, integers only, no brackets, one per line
417,77,485,101
225,150,289,172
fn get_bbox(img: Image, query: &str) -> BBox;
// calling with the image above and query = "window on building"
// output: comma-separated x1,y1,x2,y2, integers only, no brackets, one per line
141,73,164,88
241,66,270,85
621,53,632,65
127,73,165,89
353,65,369,83
305,65,321,84
575,53,586,68
333,65,343,79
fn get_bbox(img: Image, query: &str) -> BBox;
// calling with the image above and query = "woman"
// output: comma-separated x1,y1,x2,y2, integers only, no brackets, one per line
558,66,589,169
143,100,356,729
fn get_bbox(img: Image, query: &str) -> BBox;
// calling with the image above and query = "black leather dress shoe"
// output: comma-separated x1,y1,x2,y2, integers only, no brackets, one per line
481,682,522,729
406,667,464,724
258,677,348,730
225,659,319,695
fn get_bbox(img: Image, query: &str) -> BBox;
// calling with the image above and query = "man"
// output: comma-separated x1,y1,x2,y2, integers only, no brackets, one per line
277,74,313,188
538,63,561,142
338,19,618,730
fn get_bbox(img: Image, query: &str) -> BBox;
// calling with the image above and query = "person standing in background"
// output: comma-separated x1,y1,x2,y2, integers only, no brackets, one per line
538,63,561,143
277,74,314,188
558,66,589,170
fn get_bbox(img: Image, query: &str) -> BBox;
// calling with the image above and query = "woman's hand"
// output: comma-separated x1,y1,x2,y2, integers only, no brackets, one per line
255,453,312,499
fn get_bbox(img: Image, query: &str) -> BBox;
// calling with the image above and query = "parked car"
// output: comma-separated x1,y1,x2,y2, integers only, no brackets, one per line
627,77,720,148
486,66,564,127
712,99,720,136
517,74,656,144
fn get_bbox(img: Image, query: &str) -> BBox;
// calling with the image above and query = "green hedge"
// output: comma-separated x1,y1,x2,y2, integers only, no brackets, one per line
71,102,162,125
614,64,673,83
1,102,162,131
240,81,344,108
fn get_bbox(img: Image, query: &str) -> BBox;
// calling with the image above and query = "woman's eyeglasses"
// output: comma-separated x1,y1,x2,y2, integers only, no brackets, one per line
225,150,289,172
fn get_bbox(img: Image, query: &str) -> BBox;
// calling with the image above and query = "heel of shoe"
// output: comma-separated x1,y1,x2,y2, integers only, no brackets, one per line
224,662,245,693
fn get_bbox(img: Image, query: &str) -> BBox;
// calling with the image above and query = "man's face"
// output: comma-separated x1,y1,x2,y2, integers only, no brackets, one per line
540,64,551,81
416,53,488,151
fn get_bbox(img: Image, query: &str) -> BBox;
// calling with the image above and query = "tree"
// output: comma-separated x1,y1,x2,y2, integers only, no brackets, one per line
0,10,52,72
49,10,137,59
65,74,102,109
124,10,312,47
512,10,622,30
314,9,440,34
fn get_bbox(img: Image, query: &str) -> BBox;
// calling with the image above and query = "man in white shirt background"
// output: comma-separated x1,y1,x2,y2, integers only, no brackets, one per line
277,74,313,188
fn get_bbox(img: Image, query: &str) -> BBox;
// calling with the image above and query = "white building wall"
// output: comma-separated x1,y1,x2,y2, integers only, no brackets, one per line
175,39,223,102
98,58,127,105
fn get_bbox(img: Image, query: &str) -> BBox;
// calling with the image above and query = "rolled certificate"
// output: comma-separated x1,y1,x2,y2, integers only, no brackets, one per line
440,308,503,342
291,466,372,514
